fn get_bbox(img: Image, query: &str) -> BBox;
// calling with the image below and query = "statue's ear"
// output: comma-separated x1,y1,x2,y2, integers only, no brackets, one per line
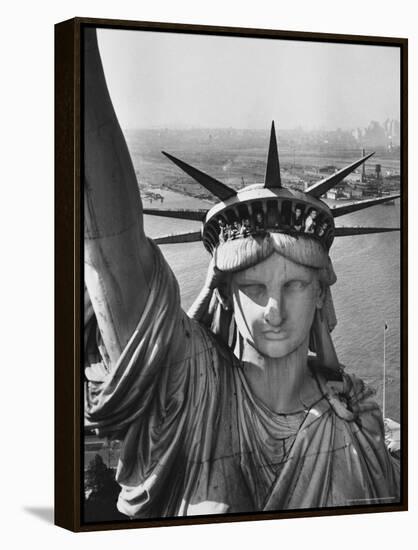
316,281,326,309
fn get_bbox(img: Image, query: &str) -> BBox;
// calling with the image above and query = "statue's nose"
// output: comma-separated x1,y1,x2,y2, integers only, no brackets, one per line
263,296,284,327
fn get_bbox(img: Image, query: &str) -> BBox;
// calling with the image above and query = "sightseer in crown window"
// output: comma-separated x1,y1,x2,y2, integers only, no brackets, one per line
84,28,400,520
254,211,265,232
231,220,241,239
304,208,318,234
240,218,251,237
218,217,227,242
291,205,305,232
317,221,329,238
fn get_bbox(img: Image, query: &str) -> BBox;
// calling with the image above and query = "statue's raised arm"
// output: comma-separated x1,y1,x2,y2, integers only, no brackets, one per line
84,28,153,366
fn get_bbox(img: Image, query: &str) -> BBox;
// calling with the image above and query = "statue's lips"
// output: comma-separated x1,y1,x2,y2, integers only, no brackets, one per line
262,330,287,340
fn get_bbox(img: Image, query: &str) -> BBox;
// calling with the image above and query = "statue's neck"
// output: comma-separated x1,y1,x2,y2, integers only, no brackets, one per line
238,338,320,414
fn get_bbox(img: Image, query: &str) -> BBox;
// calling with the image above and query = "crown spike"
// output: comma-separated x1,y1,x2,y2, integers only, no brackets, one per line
162,152,236,201
264,121,282,188
306,152,375,198
153,230,202,245
334,226,399,237
143,208,208,221
332,194,400,218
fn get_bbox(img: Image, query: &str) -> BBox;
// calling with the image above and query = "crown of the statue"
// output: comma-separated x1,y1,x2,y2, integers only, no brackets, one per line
144,122,400,252
202,182,334,253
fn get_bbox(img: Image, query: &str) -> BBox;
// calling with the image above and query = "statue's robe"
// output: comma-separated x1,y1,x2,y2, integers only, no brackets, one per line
85,243,400,518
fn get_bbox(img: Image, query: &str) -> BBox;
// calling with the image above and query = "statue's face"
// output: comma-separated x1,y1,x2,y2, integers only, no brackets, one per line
230,253,323,359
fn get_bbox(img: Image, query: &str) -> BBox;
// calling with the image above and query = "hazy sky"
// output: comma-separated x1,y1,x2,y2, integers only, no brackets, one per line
97,28,400,131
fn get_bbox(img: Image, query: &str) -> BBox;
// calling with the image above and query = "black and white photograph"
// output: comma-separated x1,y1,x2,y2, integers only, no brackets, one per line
80,21,405,527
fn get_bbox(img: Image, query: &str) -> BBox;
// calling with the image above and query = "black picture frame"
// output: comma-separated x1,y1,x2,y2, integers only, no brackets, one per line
55,16,408,532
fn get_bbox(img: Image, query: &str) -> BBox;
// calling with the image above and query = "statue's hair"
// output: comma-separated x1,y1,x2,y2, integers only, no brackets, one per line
214,232,336,287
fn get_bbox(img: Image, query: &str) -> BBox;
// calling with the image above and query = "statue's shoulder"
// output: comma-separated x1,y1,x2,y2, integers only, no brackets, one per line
183,314,238,375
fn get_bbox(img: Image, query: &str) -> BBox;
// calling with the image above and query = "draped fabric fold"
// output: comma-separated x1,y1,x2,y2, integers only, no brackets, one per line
85,242,399,519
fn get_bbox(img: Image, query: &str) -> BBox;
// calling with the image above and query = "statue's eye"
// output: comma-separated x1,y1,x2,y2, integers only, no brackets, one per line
239,284,265,298
284,280,309,291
